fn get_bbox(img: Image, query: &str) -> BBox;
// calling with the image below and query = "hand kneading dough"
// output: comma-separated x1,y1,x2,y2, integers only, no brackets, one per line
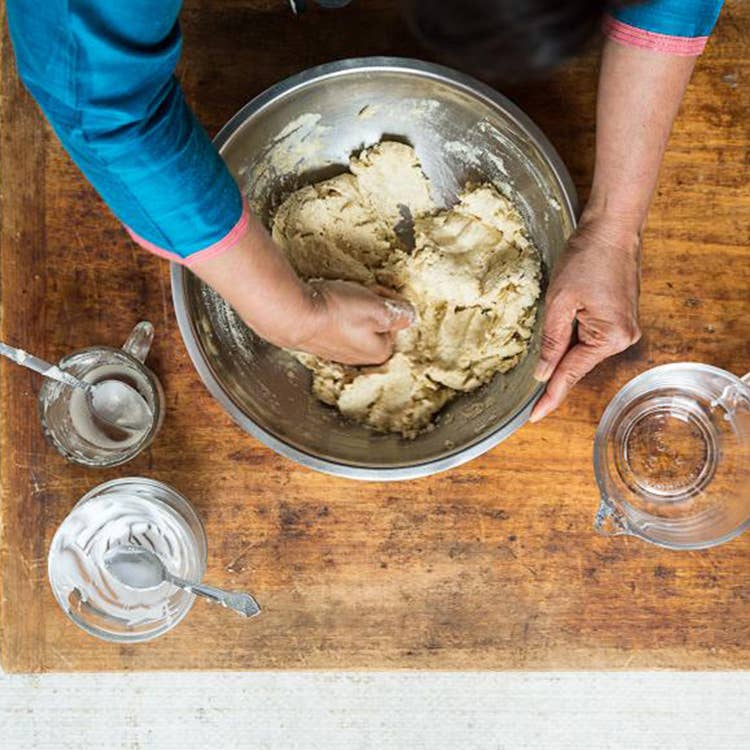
272,141,541,438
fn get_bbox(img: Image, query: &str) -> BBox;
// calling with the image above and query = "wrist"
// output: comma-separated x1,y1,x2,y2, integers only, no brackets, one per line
581,196,645,233
192,217,321,350
582,183,651,237
276,282,323,350
575,204,642,262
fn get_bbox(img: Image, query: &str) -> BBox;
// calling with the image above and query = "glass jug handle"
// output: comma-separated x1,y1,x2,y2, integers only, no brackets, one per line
594,498,630,537
713,370,750,420
122,321,154,364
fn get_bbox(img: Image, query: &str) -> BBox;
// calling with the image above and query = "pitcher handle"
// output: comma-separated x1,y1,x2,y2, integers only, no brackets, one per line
594,499,630,538
713,370,750,420
122,321,154,364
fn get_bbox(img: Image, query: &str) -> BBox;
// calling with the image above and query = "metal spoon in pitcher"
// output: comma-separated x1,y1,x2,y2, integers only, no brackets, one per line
0,341,152,432
103,545,261,618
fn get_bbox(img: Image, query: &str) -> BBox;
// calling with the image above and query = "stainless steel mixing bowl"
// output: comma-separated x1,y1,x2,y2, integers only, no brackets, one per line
171,58,577,480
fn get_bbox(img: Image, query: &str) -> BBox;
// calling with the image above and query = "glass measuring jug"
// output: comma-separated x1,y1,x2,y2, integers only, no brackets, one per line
594,363,750,550
38,321,164,467
48,478,207,643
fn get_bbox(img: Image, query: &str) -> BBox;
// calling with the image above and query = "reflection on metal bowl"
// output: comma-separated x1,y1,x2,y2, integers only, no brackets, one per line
171,58,577,480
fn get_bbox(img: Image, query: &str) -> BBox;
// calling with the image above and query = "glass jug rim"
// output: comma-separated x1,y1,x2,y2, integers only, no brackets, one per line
595,361,747,434
593,361,750,550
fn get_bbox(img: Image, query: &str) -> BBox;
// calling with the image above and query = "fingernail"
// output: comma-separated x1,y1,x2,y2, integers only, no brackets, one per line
384,299,416,325
533,359,553,382
529,405,547,423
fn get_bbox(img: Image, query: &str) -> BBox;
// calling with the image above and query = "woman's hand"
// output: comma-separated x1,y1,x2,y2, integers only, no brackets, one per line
290,280,413,365
527,40,698,422
193,214,413,366
530,214,642,422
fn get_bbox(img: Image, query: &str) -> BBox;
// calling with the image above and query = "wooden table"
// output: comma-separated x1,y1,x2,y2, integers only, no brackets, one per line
1,1,748,673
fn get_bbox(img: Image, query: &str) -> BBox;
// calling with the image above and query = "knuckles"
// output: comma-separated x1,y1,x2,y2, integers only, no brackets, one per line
561,369,584,389
540,331,565,357
608,321,641,352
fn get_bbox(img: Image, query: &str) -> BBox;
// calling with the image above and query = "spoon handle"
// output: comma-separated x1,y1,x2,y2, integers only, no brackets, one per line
167,574,261,618
0,341,88,390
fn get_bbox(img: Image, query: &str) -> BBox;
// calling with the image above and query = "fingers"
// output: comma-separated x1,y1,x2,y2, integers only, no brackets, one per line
367,284,401,300
533,292,578,382
302,280,411,365
529,342,606,423
367,284,416,331
337,332,393,366
370,332,394,364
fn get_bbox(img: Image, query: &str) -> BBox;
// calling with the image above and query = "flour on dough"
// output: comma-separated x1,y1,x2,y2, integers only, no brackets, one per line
272,141,541,438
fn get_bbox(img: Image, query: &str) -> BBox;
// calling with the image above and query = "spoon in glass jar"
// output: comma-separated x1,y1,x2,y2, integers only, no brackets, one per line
0,341,152,432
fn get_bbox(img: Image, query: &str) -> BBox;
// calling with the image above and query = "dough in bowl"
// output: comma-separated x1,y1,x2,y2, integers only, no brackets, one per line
272,141,542,438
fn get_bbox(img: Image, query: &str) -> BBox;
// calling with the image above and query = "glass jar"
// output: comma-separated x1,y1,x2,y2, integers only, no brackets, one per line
594,363,750,550
48,478,207,642
38,321,164,467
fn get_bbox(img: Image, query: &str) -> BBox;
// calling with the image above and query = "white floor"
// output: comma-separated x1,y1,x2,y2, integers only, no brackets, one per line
1,671,749,749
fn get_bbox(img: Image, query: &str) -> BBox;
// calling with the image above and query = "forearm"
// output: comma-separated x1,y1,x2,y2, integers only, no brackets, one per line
531,39,699,420
7,1,410,364
585,39,696,234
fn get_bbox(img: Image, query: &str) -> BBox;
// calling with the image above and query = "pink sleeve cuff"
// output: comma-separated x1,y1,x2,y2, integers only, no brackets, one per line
125,199,250,267
603,15,708,56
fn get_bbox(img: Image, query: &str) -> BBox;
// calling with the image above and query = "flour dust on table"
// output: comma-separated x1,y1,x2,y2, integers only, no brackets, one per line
272,141,542,438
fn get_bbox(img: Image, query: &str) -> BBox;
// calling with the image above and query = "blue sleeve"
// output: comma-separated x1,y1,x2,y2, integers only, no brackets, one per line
6,0,246,262
607,0,724,55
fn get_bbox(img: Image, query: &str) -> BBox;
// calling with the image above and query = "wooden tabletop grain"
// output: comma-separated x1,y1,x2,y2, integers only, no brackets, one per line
1,0,748,673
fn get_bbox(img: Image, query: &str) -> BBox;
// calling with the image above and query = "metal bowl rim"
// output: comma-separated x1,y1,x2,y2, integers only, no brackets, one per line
171,56,577,480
